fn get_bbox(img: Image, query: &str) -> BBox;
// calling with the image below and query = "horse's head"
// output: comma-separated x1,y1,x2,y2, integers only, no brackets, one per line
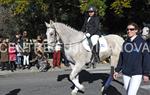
45,20,58,51
141,26,150,40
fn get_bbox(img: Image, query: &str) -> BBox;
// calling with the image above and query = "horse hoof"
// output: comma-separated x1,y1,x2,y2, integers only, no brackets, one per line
79,85,85,92
71,90,77,95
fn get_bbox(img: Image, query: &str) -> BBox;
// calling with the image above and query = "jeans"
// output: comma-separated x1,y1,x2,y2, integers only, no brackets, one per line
16,56,22,64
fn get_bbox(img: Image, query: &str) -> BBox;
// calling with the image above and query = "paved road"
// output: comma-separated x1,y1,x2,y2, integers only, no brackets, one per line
0,64,150,95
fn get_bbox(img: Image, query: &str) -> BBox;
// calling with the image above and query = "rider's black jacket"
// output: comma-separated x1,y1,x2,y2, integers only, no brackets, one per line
81,16,101,36
115,35,150,76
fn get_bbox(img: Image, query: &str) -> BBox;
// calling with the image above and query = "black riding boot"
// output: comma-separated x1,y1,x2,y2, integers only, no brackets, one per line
85,43,100,69
92,44,100,63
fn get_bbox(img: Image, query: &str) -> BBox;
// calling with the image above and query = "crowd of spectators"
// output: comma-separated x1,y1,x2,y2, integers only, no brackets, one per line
0,31,68,72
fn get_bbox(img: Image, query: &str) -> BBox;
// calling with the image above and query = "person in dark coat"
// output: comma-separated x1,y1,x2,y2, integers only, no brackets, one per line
113,22,150,95
81,6,101,68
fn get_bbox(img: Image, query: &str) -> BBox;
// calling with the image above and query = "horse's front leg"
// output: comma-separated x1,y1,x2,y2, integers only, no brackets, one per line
69,63,80,95
69,63,85,92
71,75,80,95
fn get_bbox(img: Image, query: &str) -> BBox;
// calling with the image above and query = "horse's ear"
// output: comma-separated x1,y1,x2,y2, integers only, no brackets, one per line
45,22,51,27
50,20,54,24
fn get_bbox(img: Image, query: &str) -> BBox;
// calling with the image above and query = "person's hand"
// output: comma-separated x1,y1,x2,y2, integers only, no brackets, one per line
113,72,119,80
143,75,149,82
85,33,91,38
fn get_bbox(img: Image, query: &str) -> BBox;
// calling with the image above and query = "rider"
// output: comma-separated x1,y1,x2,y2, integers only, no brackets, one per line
81,5,101,68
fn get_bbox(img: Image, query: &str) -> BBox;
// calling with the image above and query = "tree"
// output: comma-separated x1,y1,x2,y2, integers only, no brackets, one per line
0,0,82,38
0,0,149,37
0,0,50,38
79,0,107,17
0,4,18,39
111,0,132,14
0,0,48,16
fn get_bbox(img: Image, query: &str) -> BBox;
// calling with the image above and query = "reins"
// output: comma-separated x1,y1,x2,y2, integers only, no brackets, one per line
53,29,87,46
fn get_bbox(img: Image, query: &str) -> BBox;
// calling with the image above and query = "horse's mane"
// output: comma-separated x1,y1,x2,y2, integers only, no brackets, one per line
54,22,80,33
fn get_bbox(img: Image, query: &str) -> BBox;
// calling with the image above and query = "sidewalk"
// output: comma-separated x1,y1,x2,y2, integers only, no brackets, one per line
139,82,150,95
0,63,111,75
0,67,39,75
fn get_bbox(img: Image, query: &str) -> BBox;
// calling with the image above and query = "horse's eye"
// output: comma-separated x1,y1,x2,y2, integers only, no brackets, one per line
50,33,54,36
146,30,149,32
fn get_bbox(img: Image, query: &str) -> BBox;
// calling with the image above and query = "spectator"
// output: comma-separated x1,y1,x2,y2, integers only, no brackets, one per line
0,37,2,69
34,35,50,71
9,42,16,72
22,31,31,69
22,39,30,69
113,22,150,95
15,39,23,69
37,50,48,72
22,31,29,42
0,38,9,71
15,32,23,69
34,35,44,68
52,41,61,68
35,35,44,56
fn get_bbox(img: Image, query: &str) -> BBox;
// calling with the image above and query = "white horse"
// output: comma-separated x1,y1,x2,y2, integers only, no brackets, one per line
45,20,124,95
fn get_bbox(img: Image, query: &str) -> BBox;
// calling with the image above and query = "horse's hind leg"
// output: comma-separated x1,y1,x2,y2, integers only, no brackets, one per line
110,55,119,68
69,63,85,92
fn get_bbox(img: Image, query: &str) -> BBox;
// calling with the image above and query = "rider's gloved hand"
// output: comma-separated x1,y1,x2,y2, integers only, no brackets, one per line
85,33,91,38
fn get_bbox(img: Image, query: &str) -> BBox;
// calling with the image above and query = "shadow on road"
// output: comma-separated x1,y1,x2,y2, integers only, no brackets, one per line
57,74,69,81
102,86,122,95
5,89,21,95
57,70,123,95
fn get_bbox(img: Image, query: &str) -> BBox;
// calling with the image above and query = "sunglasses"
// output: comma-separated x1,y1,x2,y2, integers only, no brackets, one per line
127,28,135,31
88,11,94,13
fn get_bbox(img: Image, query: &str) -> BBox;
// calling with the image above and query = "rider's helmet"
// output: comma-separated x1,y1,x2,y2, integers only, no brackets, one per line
88,6,97,12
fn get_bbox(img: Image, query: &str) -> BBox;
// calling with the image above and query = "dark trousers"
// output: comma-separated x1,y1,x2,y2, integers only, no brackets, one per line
10,61,16,71
1,62,9,70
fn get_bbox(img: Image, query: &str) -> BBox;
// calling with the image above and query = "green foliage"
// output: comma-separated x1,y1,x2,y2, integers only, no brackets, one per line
0,0,13,5
0,0,49,15
79,0,107,17
33,0,49,14
13,0,29,15
111,0,132,14
0,0,149,37
0,0,50,38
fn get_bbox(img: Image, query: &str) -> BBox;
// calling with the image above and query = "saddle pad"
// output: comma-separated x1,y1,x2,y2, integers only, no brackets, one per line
99,36,108,52
82,35,108,52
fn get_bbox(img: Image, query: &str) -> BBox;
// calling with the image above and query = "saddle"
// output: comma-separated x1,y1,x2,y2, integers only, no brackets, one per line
82,35,108,52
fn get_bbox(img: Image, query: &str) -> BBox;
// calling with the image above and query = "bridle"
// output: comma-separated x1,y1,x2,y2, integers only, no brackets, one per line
47,27,87,47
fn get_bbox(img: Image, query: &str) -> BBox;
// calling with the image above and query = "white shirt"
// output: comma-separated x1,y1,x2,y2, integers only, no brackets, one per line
87,17,91,22
16,43,23,56
130,35,137,42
